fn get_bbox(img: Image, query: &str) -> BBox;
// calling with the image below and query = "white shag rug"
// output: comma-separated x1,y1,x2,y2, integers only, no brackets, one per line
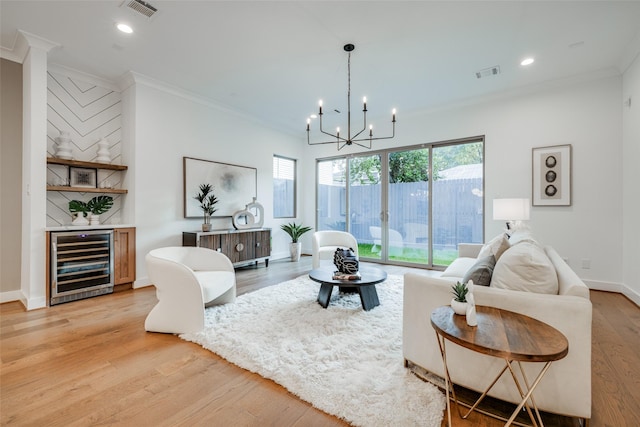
181,274,445,427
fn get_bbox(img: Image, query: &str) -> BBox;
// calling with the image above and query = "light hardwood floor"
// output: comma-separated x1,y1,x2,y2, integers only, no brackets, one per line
1,257,639,426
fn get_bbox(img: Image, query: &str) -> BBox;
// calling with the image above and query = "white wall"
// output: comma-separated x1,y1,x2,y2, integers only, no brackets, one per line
622,53,640,303
302,74,626,292
128,78,305,286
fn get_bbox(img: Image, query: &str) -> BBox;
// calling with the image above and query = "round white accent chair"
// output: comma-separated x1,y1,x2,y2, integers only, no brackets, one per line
312,231,359,269
145,246,236,334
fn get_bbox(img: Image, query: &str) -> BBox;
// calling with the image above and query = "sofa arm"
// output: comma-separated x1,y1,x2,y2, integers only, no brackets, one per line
458,243,483,258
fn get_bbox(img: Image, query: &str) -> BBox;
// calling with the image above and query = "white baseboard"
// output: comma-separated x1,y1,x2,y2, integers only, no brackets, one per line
622,285,640,306
0,290,23,304
585,279,640,307
133,276,152,289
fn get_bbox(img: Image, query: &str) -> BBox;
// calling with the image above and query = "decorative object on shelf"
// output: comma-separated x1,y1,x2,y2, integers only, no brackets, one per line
532,144,572,206
184,157,256,218
194,183,219,232
307,43,397,151
54,130,74,160
333,247,359,274
493,198,530,233
95,137,111,163
70,167,97,188
87,195,114,225
68,200,90,226
281,222,312,262
450,281,469,315
232,197,264,230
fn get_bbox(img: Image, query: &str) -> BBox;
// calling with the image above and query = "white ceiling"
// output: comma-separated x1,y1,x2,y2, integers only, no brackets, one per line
2,1,640,136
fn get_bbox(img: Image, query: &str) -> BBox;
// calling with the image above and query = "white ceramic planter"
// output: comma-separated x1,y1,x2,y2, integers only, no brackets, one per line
451,299,468,315
290,242,302,262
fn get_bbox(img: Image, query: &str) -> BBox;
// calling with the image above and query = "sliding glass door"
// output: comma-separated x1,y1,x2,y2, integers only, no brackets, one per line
316,137,483,267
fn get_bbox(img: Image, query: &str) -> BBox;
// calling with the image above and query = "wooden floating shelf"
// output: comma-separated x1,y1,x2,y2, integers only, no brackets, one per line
47,186,128,194
47,157,128,171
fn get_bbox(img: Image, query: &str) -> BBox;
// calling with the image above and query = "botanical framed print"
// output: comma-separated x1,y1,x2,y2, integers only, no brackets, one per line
69,167,97,188
183,157,257,218
532,144,571,206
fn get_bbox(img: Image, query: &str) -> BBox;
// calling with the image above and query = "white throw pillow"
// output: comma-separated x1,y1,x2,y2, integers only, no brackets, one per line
490,241,559,294
477,233,510,261
441,257,477,279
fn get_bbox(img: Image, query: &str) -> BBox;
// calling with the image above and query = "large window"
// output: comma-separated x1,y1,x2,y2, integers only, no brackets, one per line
316,137,484,267
273,155,296,218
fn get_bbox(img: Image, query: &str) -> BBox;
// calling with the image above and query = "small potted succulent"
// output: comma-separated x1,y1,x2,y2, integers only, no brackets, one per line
280,222,312,261
194,183,219,231
450,281,469,315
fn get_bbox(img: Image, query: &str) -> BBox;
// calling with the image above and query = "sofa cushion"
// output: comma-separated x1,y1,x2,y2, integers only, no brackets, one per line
490,241,559,294
478,233,510,261
441,257,477,279
462,255,496,287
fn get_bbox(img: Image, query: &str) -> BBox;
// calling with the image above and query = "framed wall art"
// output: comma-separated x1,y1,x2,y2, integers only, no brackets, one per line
183,157,257,218
69,167,97,188
532,144,572,206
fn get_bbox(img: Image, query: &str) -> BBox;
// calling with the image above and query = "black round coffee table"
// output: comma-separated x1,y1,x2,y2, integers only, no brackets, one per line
309,267,387,311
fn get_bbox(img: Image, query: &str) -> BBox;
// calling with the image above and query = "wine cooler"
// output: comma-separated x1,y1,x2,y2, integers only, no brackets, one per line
50,230,114,305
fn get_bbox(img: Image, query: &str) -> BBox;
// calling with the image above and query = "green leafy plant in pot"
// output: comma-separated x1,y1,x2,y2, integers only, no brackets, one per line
280,222,312,262
69,200,90,226
68,195,113,226
194,183,219,232
450,281,469,315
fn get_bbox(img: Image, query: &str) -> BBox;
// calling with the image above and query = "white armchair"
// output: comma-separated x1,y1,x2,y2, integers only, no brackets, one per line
145,246,236,334
312,231,359,269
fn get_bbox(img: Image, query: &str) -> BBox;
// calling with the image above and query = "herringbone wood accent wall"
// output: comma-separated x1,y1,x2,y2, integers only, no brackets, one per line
46,71,124,226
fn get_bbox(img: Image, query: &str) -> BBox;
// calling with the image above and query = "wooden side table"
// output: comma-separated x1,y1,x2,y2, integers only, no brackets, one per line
430,305,568,427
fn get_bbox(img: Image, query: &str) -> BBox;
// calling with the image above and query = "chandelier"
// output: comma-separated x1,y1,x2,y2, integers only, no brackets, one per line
306,43,396,150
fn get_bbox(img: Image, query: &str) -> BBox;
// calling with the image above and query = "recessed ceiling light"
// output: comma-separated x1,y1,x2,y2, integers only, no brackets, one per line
521,58,535,66
117,23,133,34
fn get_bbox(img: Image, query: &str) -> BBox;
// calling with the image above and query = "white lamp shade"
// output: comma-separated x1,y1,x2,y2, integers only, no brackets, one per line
493,198,530,221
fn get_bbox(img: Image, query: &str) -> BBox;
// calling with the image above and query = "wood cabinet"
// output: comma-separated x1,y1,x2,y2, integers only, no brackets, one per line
46,157,128,194
114,227,136,290
183,228,271,267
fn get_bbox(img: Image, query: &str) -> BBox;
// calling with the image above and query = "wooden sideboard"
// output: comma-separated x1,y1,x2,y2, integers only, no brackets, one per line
183,228,271,267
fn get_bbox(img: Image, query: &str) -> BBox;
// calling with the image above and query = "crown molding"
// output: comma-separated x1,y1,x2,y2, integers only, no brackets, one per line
0,30,59,64
619,30,640,74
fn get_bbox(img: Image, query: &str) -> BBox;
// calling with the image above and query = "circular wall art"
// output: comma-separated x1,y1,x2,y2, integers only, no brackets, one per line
545,170,557,182
545,155,557,168
545,185,558,197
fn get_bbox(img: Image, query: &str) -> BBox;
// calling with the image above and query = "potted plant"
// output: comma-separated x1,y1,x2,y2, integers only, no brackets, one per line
451,281,469,315
280,222,312,261
194,183,219,231
87,195,114,225
69,200,90,226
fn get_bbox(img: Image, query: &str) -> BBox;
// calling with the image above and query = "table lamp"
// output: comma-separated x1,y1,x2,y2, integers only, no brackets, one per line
493,198,530,232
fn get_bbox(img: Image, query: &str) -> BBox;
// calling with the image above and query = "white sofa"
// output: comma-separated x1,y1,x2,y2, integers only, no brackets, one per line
403,241,592,424
145,246,236,334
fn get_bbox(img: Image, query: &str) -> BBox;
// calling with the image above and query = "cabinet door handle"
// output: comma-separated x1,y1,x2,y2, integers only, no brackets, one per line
235,243,244,252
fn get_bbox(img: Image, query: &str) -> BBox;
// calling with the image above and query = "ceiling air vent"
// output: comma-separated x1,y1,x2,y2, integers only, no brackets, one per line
475,66,501,79
122,0,157,19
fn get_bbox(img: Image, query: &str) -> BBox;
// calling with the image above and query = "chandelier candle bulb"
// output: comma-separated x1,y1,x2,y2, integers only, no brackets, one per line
306,118,310,131
319,100,323,114
363,97,367,111
392,108,397,122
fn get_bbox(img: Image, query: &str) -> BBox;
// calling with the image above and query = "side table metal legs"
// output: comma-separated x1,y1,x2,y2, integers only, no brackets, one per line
435,332,555,427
